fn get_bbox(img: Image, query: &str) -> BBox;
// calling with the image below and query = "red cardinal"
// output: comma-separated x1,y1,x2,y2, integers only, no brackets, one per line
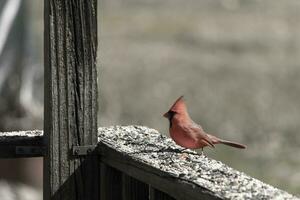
163,96,246,150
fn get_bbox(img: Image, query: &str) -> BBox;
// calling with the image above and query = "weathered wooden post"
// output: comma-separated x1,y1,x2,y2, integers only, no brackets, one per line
44,0,98,199
0,1,298,199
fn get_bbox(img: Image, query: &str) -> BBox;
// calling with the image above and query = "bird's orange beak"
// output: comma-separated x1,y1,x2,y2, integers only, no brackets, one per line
163,111,169,118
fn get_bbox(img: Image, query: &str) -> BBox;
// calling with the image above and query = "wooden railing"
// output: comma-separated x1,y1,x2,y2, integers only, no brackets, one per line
0,126,297,199
0,0,298,199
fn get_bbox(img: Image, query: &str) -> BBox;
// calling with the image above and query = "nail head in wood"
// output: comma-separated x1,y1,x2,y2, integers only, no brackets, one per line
16,146,45,156
72,145,97,156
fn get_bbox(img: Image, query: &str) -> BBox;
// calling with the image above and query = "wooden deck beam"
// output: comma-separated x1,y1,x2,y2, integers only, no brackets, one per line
0,126,296,199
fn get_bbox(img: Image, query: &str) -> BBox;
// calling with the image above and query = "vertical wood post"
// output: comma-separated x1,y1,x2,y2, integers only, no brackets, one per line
44,0,98,199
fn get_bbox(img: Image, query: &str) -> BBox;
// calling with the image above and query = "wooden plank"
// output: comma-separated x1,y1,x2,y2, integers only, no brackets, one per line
122,174,149,200
99,143,219,200
149,187,175,200
149,186,155,200
43,0,98,199
98,126,297,200
0,125,296,199
100,163,122,200
0,130,43,158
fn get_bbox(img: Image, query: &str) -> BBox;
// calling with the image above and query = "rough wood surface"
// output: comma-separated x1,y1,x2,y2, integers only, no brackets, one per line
0,127,298,199
0,130,43,158
0,130,43,144
149,187,175,200
98,126,298,200
100,163,122,200
44,0,98,199
122,174,149,200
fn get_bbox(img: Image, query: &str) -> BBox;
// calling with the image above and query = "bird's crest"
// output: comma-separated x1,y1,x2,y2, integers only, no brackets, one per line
168,95,187,113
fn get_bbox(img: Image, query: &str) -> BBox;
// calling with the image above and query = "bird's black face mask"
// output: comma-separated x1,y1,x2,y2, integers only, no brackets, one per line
163,110,176,128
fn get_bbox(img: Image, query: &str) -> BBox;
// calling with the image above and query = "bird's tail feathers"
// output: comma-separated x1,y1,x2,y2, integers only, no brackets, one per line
219,139,246,149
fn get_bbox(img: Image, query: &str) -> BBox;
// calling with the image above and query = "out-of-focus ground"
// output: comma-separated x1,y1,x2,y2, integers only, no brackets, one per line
98,0,300,195
3,0,299,196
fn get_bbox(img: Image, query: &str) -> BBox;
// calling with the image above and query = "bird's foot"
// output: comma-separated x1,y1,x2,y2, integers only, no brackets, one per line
158,147,187,153
200,148,206,157
178,148,188,153
200,152,207,157
179,152,189,160
158,146,173,152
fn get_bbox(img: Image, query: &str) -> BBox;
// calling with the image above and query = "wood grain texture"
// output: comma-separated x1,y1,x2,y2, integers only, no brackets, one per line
122,174,149,200
100,163,122,200
149,187,175,200
43,0,98,199
0,130,43,158
98,126,298,200
0,126,297,199
99,143,220,200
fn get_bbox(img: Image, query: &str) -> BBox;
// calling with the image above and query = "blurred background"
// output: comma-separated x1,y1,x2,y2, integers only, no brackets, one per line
0,0,299,198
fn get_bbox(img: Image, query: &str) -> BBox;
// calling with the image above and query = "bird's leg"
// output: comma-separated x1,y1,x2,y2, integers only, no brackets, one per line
178,148,189,160
201,148,204,156
172,147,189,153
158,147,188,154
158,146,175,152
159,134,165,141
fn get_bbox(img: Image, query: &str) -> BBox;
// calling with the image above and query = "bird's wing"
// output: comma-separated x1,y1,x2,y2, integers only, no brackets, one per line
185,123,215,148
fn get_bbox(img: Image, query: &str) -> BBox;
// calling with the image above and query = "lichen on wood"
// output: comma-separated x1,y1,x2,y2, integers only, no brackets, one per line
0,127,297,199
98,125,298,200
0,130,43,140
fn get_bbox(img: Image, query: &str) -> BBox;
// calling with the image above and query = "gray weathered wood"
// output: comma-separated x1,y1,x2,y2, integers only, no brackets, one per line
43,0,98,199
149,186,156,200
100,163,122,200
0,127,297,199
149,187,175,200
122,174,149,200
98,126,298,200
0,130,43,158
99,142,219,200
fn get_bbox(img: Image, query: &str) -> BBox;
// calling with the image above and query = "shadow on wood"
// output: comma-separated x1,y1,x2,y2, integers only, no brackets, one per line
50,150,99,200
0,127,297,199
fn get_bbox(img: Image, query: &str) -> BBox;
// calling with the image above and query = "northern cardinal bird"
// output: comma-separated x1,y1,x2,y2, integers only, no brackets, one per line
163,96,246,150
